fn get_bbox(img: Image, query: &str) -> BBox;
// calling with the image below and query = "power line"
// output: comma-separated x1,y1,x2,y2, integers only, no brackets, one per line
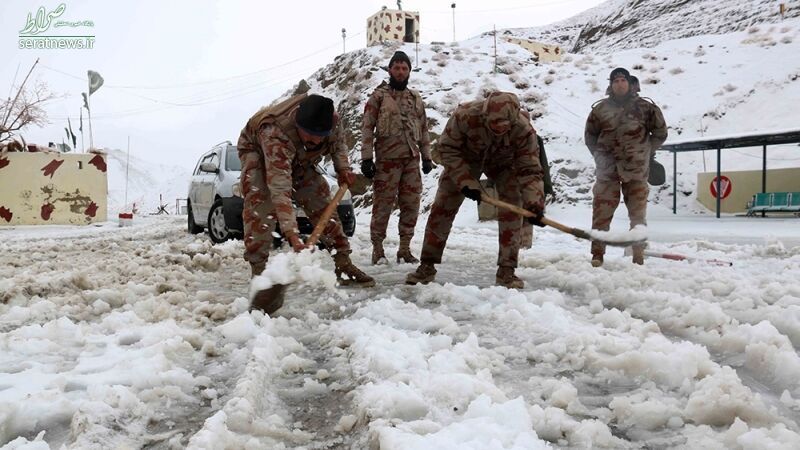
48,64,319,120
42,31,364,91
421,0,586,15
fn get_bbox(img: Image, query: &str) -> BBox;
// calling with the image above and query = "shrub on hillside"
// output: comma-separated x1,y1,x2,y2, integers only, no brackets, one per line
478,78,499,98
439,92,461,114
521,90,544,104
644,77,659,85
509,74,531,89
669,67,685,75
632,63,644,70
781,36,793,44
543,75,555,85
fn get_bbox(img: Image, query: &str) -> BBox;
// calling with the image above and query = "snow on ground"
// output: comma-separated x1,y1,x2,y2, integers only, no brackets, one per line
2,200,799,448
3,4,800,449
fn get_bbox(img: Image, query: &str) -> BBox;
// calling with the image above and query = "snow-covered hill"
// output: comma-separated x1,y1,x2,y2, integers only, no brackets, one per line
104,148,191,216
500,0,800,53
281,15,800,215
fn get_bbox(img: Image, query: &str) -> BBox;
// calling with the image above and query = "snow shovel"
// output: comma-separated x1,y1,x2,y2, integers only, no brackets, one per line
250,183,350,314
624,247,732,266
480,195,647,248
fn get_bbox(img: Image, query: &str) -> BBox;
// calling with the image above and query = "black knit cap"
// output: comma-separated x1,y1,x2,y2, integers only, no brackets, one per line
609,67,630,82
389,51,412,69
296,94,334,136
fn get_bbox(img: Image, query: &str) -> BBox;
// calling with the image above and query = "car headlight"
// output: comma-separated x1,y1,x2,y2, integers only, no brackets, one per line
232,182,242,197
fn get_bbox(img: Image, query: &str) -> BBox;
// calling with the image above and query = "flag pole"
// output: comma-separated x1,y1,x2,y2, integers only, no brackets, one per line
125,136,130,209
87,84,94,150
79,109,85,153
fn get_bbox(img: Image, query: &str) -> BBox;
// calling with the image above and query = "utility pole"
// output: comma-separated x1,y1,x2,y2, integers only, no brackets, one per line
451,3,456,42
341,28,346,53
493,25,498,74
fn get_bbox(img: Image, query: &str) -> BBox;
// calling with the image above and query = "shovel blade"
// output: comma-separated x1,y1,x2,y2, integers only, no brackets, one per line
597,238,648,248
250,284,287,315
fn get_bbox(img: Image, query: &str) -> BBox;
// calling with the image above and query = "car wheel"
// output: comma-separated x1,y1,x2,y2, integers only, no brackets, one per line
207,199,231,243
187,201,203,234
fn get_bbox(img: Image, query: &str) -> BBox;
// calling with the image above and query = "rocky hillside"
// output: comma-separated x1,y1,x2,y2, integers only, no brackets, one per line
499,0,800,53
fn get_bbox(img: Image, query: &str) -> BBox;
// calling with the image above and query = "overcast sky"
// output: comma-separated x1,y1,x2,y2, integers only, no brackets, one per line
1,0,605,169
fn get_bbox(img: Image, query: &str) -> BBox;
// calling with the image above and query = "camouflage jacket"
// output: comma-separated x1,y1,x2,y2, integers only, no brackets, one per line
584,94,668,182
438,93,545,208
238,94,350,237
361,81,431,161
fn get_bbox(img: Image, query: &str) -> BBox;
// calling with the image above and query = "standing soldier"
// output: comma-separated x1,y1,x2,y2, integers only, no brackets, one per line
584,67,668,267
406,92,545,289
361,50,433,265
238,93,375,313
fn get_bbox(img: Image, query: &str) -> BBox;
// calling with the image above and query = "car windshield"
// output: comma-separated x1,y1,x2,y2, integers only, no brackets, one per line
225,146,241,172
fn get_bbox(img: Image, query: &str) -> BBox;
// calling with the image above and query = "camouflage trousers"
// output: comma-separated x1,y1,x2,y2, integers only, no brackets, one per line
370,157,422,245
520,223,533,249
591,179,648,255
239,150,350,266
420,166,523,268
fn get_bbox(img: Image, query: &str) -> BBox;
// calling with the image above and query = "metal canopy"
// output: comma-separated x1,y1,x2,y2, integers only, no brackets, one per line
657,130,800,217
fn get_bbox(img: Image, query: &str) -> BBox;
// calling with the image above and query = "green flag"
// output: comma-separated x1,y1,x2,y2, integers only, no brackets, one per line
67,118,77,148
88,70,104,95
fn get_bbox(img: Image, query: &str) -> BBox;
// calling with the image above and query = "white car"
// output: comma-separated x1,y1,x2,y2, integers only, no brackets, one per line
187,141,355,244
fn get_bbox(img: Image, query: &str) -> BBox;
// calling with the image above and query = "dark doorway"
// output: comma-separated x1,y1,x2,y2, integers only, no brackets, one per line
404,18,415,43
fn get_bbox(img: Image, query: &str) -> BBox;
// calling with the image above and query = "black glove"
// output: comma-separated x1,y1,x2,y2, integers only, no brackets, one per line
422,159,433,174
461,186,481,204
361,159,376,179
526,204,545,227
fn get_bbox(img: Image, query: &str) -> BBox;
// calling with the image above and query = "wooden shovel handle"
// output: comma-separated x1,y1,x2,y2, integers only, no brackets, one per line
306,183,349,248
480,195,592,240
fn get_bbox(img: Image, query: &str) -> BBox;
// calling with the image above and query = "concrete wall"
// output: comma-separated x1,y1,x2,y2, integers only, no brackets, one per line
504,37,563,63
0,152,108,225
696,167,800,213
367,9,420,46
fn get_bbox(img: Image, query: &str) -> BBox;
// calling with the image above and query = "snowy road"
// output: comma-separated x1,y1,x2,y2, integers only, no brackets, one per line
2,209,800,449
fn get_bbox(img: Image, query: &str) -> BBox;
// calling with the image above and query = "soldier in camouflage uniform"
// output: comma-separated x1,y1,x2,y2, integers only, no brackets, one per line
361,51,433,265
238,94,375,313
406,92,545,289
584,67,668,267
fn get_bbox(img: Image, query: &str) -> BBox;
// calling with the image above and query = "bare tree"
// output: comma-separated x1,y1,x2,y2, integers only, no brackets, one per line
0,80,57,145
